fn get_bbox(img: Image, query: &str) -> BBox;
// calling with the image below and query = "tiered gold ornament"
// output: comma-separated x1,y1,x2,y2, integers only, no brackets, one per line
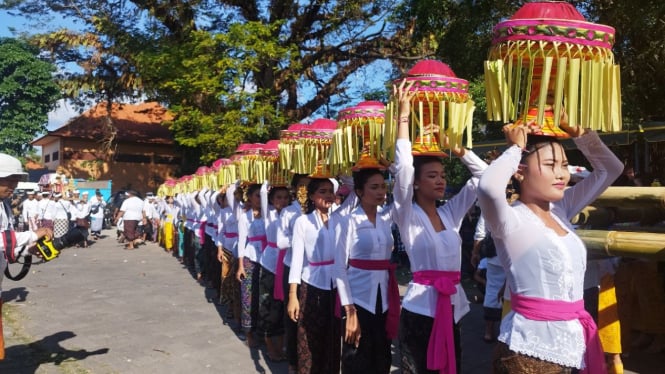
161,178,177,197
332,101,387,172
299,118,337,175
278,123,307,174
484,1,621,137
234,143,264,185
264,140,290,186
387,59,475,158
213,158,237,188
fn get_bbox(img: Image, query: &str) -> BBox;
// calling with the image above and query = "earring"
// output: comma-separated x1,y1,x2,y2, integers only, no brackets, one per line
414,185,419,190
516,175,524,182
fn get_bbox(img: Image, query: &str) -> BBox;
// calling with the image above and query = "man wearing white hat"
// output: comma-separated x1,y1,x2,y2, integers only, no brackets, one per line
21,190,40,232
0,153,53,359
51,192,70,238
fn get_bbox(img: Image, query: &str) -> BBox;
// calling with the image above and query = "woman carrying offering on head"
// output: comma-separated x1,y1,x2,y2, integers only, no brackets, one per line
477,117,623,373
393,81,488,374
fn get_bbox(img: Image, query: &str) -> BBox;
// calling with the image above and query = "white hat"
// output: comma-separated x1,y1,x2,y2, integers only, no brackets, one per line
42,191,51,196
73,189,80,194
0,153,28,180
53,192,62,198
26,190,35,195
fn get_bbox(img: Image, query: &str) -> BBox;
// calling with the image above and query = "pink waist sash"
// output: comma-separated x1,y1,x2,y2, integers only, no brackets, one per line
273,248,288,301
224,232,238,238
510,293,606,374
348,259,400,340
198,221,206,245
206,223,219,229
247,234,267,252
412,270,460,374
267,241,278,248
309,259,334,267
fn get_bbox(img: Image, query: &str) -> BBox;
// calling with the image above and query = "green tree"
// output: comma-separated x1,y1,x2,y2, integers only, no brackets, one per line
573,0,665,124
2,0,419,166
0,37,60,156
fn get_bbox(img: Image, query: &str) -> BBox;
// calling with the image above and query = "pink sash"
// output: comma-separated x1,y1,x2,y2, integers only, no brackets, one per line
412,270,460,374
348,259,400,339
273,248,288,300
224,232,238,238
309,259,340,317
247,234,267,252
511,293,606,374
309,259,334,267
198,221,206,245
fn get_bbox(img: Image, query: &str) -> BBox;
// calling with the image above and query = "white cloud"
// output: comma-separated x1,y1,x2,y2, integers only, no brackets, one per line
47,99,82,130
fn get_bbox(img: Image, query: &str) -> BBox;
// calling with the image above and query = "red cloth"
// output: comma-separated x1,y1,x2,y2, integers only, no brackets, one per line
510,293,607,374
198,221,206,245
273,249,288,300
348,259,400,339
247,235,267,252
412,270,460,374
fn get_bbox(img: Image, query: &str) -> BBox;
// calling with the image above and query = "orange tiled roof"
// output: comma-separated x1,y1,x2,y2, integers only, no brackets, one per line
48,102,175,145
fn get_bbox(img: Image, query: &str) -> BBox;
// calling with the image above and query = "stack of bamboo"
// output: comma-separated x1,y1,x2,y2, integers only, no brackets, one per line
572,186,665,259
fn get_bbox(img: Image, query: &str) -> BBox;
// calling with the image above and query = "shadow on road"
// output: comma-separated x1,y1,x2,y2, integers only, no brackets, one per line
0,331,109,374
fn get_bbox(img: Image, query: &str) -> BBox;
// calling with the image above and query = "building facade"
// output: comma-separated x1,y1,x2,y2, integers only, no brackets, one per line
32,102,182,195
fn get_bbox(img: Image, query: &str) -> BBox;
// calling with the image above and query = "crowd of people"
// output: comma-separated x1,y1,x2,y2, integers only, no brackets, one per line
97,84,665,374
3,87,664,373
15,187,107,246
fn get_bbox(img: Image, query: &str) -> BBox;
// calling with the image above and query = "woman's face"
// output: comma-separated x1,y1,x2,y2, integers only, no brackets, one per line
519,142,570,203
415,161,447,201
310,181,335,212
247,189,261,210
271,189,290,210
216,194,226,208
358,174,387,207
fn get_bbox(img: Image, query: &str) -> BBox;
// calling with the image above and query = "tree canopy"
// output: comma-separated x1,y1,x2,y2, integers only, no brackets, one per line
2,0,419,166
0,37,60,156
2,0,665,167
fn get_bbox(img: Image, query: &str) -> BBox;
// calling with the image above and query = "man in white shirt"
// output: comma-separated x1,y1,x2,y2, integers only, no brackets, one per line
143,193,159,242
37,191,53,229
21,191,40,232
116,190,145,249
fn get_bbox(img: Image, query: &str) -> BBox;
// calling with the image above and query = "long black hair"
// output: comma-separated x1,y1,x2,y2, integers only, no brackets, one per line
302,178,333,214
353,168,385,196
512,134,564,195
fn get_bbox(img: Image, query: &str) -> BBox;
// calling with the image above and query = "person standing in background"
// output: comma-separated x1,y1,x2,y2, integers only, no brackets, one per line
89,191,106,240
21,191,39,232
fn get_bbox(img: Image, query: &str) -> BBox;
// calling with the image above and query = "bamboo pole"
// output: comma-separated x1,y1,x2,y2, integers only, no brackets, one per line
571,206,665,227
578,229,665,260
591,186,665,209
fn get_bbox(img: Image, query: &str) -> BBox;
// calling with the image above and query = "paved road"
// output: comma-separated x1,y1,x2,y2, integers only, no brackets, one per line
0,230,660,373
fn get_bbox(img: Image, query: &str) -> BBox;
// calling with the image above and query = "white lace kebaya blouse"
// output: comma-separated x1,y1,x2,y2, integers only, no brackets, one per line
280,201,303,267
477,131,623,368
289,210,339,290
334,204,393,314
392,139,487,322
260,182,280,274
237,210,265,264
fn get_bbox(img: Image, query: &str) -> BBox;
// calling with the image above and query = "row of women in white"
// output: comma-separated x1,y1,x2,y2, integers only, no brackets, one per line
154,82,623,374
